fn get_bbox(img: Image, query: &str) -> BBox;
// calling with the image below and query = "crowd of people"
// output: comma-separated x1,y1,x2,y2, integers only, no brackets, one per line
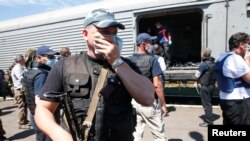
0,46,72,141
0,7,250,141
194,32,250,127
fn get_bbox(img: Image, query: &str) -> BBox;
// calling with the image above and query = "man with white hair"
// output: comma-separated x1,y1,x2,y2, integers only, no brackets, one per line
195,48,216,127
11,54,30,129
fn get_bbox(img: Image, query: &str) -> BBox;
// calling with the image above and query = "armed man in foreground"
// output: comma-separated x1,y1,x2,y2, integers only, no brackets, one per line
34,8,155,141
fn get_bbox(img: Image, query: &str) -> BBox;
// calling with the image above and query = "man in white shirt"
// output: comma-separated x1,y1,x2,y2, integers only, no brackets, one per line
215,32,250,125
11,54,30,129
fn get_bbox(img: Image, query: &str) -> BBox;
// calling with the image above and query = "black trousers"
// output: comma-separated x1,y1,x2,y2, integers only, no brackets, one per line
200,85,215,123
95,109,136,141
220,98,250,125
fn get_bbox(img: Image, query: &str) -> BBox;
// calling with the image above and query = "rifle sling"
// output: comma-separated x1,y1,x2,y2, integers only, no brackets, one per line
83,67,108,140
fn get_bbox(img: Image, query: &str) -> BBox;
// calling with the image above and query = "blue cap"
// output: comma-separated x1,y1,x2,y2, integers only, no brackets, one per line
136,33,157,45
83,9,125,30
36,45,59,56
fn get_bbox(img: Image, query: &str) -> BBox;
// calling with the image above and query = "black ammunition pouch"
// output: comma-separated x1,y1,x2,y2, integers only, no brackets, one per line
66,73,91,98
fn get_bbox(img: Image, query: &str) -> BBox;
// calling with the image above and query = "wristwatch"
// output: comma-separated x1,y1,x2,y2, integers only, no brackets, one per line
112,58,124,69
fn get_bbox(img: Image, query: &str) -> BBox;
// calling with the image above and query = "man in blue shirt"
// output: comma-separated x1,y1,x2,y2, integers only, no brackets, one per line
195,48,216,127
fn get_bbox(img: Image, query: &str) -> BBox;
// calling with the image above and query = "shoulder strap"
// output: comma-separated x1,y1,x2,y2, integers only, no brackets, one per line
219,54,232,66
199,62,210,77
82,67,108,141
204,61,210,70
215,53,232,74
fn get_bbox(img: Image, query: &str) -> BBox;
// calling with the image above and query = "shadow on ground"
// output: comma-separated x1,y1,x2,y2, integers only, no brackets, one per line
168,130,205,141
8,129,35,141
0,105,18,116
189,131,205,141
0,110,15,116
167,106,176,113
2,105,18,110
199,113,220,122
169,139,183,141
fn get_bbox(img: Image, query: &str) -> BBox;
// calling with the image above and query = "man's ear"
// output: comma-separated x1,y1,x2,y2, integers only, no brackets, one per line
239,42,245,50
82,29,88,40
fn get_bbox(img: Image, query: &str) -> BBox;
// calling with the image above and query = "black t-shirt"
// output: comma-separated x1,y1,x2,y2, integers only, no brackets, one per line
37,53,140,140
38,54,140,102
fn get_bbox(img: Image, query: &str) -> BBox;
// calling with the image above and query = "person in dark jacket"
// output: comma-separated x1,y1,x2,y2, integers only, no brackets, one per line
195,48,216,127
0,70,6,100
22,46,60,141
0,118,8,140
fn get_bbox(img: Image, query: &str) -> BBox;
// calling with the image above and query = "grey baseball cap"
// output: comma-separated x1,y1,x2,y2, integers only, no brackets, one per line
83,9,125,30
136,33,157,44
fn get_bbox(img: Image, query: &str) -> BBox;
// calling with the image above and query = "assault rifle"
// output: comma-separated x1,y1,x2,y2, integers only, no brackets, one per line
44,92,83,141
